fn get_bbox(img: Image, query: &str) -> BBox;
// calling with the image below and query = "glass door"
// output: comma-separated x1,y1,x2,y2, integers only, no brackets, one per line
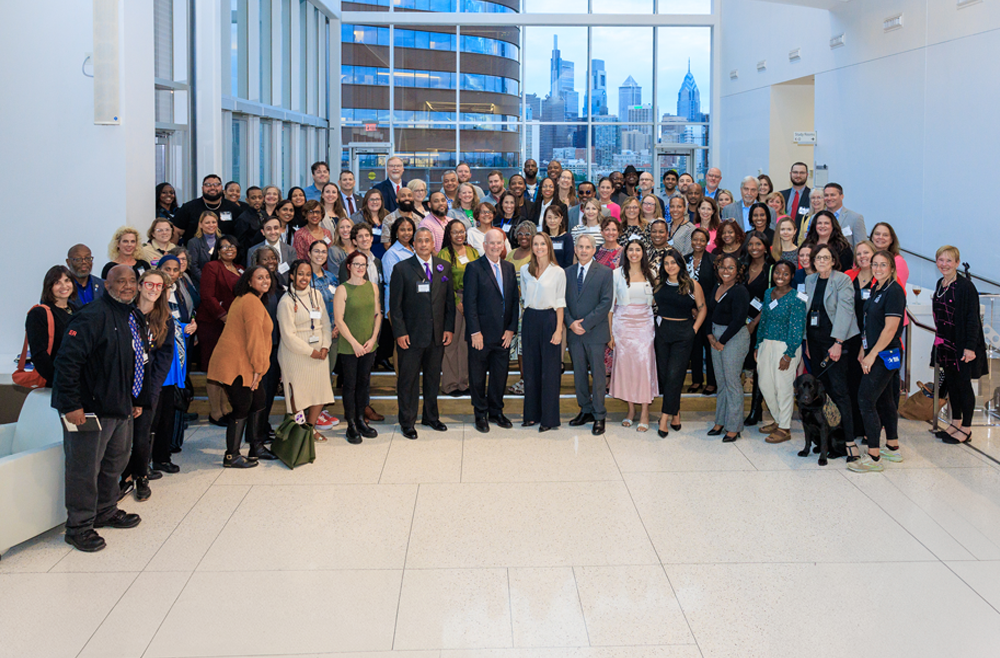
348,142,392,193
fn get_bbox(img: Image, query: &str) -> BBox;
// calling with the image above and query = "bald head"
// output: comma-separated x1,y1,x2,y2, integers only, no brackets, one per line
483,228,506,262
105,265,137,304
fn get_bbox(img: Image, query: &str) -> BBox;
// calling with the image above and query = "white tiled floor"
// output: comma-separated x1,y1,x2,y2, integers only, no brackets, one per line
2,413,1000,657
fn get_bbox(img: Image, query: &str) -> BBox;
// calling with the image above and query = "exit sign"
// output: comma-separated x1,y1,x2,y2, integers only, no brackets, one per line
364,123,378,132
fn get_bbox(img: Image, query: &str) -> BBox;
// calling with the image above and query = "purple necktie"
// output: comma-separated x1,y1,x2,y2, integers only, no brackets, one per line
425,262,432,281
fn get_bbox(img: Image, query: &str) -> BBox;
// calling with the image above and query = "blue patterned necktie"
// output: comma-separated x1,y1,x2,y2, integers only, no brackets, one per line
129,313,144,397
493,261,503,301
576,265,584,294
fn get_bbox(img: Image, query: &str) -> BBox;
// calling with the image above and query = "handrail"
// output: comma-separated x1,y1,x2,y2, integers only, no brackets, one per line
906,308,935,333
900,248,1000,289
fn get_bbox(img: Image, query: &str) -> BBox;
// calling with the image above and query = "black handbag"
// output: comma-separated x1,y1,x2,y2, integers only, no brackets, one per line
173,384,194,411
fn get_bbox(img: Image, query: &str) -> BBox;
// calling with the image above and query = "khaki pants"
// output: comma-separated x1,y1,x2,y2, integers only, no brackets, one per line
757,339,801,429
441,296,468,393
207,380,233,421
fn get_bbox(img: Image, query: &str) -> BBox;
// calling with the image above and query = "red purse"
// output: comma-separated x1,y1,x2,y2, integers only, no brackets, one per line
13,305,54,389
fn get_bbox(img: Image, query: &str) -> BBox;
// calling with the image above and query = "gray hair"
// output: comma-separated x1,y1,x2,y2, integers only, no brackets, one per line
575,233,597,248
413,227,434,240
740,176,758,190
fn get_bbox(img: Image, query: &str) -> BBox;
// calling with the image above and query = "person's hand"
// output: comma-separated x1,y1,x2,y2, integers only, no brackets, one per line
550,329,562,345
310,349,324,359
861,352,876,374
65,409,86,426
352,340,366,358
457,302,464,315
778,354,791,371
250,373,262,390
332,326,340,338
220,313,228,324
754,349,758,362
362,337,377,354
501,330,514,349
397,334,411,349
828,342,842,362
570,319,585,335
962,348,976,363
320,347,329,359
608,337,615,350
443,331,454,347
132,406,142,418
471,332,484,351
185,320,197,335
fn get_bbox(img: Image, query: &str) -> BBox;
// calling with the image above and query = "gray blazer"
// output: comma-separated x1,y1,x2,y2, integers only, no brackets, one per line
836,207,866,248
803,271,860,342
564,261,614,345
720,200,776,231
247,240,296,269
566,204,582,231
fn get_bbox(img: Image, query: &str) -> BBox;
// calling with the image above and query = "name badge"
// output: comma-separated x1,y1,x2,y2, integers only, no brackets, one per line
797,284,806,294
796,291,809,302
323,237,331,244
417,282,430,293
842,226,853,237
277,261,290,274
458,254,469,264
750,298,763,311
769,299,779,310
810,310,819,327
372,227,382,236
328,284,336,295
553,242,564,250
220,211,232,223
861,288,871,300
309,309,321,320
862,335,868,351
308,335,320,343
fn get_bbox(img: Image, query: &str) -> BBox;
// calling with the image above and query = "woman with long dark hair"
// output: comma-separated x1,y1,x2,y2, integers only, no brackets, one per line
741,230,776,426
438,219,478,396
519,232,565,431
686,228,717,395
803,210,853,271
287,186,308,229
23,266,77,388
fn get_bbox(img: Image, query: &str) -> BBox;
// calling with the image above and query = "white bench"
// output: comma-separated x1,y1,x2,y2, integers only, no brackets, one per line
0,389,66,558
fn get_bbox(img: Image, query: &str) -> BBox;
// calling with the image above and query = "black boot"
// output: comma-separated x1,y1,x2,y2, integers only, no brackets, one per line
345,419,362,444
247,410,278,460
744,371,763,426
223,417,256,468
356,415,378,439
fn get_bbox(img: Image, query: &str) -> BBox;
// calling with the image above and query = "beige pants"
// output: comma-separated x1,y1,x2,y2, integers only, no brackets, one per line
757,339,801,429
441,296,469,393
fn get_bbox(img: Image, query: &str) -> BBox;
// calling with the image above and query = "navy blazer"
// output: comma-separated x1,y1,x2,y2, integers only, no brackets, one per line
463,256,519,344
372,178,404,213
780,186,811,223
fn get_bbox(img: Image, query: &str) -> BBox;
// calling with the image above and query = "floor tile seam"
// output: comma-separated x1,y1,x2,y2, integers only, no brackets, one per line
376,427,398,484
871,469,1000,560
726,439,762,471
658,559,952,566
941,560,1000,617
145,642,702,658
506,567,515,647
569,566,593,647
392,483,422,650
73,571,142,658
187,485,254,574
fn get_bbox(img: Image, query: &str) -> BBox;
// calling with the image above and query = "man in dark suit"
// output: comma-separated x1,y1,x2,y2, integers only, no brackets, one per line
780,162,811,229
721,176,775,231
389,227,455,439
372,156,406,213
464,229,519,433
564,234,614,435
338,170,363,216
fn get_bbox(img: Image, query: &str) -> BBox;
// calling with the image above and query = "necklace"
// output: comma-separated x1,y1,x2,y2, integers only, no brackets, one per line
205,197,222,210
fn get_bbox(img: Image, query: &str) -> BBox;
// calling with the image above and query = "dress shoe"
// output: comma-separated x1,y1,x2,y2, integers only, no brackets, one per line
183,412,199,423
170,446,182,453
657,428,669,438
94,509,142,529
146,469,163,481
345,420,363,445
474,417,491,433
376,358,394,371
707,426,724,436
401,426,419,440
592,419,606,435
421,419,448,432
118,479,134,502
223,453,258,468
722,432,741,443
135,476,151,502
65,529,106,552
569,412,595,426
448,389,464,397
248,443,278,460
152,461,180,474
522,420,537,427
489,414,513,429
365,405,385,422
539,424,556,432
356,416,378,438
208,414,230,427
670,422,682,431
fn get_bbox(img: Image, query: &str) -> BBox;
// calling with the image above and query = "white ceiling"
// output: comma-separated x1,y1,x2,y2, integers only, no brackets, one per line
754,0,852,9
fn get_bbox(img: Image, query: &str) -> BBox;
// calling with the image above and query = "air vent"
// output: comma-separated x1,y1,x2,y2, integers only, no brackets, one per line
729,69,739,80
789,48,801,62
757,60,766,72
884,14,903,31
830,33,846,49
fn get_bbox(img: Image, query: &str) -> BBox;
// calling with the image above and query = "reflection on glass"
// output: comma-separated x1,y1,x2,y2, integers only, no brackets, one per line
592,0,652,12
658,0,712,14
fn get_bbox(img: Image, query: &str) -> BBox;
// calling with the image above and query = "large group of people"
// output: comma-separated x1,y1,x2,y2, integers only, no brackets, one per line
21,158,988,554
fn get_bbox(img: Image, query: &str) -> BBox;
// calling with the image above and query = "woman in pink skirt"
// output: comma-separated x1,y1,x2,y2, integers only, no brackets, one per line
609,241,659,431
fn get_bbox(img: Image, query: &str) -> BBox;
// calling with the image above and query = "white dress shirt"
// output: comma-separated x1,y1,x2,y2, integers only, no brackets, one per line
520,262,566,310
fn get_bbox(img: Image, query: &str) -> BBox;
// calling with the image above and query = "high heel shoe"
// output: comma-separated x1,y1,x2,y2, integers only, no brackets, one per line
657,425,669,438
722,432,740,443
707,425,724,436
670,422,682,431
942,428,972,444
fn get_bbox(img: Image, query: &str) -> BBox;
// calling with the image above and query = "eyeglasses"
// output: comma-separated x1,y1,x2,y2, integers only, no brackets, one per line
307,210,322,215
142,282,164,291
69,256,94,263
220,245,237,251
813,255,832,262
350,261,367,268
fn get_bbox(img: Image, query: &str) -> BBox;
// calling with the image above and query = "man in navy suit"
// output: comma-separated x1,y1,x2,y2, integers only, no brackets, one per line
780,162,811,229
372,156,405,213
464,229,519,433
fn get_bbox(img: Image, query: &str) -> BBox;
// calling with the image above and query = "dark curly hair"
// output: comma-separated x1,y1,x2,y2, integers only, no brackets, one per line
714,252,746,283
713,219,746,253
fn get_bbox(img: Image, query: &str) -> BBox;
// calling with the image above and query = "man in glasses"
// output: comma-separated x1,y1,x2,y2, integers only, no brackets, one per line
172,174,244,243
66,244,104,309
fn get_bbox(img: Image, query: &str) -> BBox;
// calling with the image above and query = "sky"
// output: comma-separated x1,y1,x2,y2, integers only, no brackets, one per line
523,24,712,119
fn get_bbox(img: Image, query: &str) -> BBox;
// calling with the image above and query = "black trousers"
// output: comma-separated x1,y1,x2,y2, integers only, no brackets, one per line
262,344,280,422
123,404,154,480
843,336,865,440
64,416,132,536
150,386,176,465
808,337,855,444
396,342,444,429
656,318,696,415
469,339,511,418
689,320,716,387
375,317,395,364
224,375,267,420
858,357,900,450
341,351,376,420
522,308,562,427
942,364,976,426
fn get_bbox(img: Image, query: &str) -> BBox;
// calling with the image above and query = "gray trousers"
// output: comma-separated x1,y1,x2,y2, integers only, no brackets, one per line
63,416,133,536
710,324,750,433
569,340,607,420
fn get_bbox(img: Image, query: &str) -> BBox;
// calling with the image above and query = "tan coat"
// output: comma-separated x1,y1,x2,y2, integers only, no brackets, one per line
207,293,273,386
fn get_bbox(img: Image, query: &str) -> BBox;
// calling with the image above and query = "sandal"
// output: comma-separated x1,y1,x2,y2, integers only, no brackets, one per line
942,429,972,445
313,429,328,443
636,423,649,433
621,418,633,427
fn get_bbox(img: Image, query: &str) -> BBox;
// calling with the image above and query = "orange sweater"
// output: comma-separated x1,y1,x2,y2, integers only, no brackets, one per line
206,293,274,386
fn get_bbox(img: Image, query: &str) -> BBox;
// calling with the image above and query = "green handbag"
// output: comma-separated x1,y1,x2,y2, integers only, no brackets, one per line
270,414,316,469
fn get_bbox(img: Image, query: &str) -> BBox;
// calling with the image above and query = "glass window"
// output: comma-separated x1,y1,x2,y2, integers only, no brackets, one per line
395,27,455,123
524,26,586,126
659,0,712,14
260,0,271,104
230,0,239,95
523,0,586,12
414,31,430,50
299,0,307,111
281,0,291,108
592,0,652,12
282,122,292,189
260,119,272,185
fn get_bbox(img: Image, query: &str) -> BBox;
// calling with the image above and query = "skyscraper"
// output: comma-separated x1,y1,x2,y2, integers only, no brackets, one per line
677,58,702,122
590,59,607,116
618,76,641,122
550,36,578,118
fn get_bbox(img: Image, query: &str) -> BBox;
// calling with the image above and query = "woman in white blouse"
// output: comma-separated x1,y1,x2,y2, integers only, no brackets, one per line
519,232,566,431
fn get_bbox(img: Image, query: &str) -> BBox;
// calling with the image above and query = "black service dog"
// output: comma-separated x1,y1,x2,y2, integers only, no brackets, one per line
793,373,846,466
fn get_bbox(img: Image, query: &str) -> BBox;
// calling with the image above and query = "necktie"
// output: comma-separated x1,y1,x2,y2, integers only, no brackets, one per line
425,262,432,281
347,196,355,215
128,313,144,397
576,265,584,294
790,190,800,218
493,261,503,301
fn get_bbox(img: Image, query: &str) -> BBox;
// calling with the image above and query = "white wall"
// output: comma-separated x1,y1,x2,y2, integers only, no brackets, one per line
0,0,154,356
718,0,1000,291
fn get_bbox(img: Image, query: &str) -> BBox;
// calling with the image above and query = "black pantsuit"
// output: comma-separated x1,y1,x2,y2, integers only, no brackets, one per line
858,358,899,450
123,405,154,480
396,344,444,428
260,344,280,432
522,308,562,427
341,352,377,421
941,365,976,426
63,416,132,537
656,318,696,415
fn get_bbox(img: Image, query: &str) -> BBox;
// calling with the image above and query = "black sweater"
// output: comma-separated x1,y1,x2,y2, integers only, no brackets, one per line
25,304,73,387
709,283,750,345
932,276,989,378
